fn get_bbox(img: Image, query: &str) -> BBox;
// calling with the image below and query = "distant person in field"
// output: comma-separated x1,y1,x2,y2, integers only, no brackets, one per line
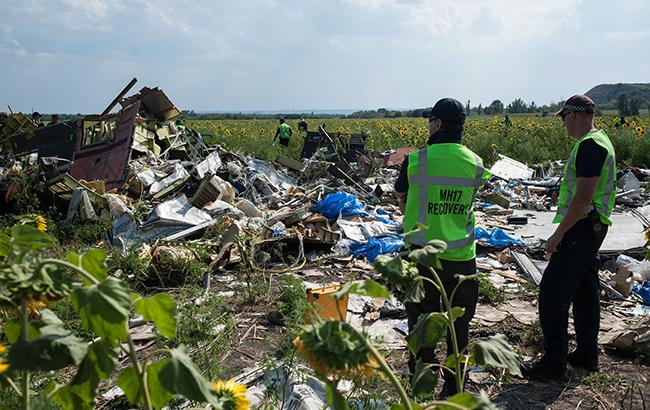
32,112,44,127
50,114,60,125
298,117,308,133
504,114,512,127
523,95,615,382
273,118,292,147
615,116,627,128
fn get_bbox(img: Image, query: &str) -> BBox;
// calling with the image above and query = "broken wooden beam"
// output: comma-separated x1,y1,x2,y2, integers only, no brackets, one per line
101,77,138,116
512,251,543,285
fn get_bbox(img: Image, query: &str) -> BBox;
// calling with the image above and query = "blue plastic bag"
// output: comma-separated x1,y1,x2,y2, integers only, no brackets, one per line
314,192,368,220
474,227,524,246
350,236,404,262
632,281,650,304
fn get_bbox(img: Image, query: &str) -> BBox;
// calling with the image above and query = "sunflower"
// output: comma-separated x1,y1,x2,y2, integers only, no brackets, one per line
0,344,9,373
211,379,249,410
293,321,382,381
635,126,644,134
36,215,47,232
28,298,47,316
644,227,650,243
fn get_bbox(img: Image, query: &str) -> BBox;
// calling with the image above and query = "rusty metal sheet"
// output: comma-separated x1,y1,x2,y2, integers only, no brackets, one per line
71,102,140,190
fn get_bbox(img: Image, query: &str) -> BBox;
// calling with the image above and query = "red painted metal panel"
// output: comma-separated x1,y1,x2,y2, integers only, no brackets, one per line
71,102,140,190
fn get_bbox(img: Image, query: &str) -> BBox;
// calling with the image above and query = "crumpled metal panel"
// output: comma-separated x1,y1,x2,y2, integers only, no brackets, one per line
71,101,140,190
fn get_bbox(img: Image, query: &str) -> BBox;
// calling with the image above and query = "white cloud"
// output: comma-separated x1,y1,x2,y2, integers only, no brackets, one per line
62,0,112,19
0,0,648,112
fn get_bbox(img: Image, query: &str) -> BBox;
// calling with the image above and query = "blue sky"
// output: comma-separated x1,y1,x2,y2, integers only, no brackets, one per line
1,0,649,113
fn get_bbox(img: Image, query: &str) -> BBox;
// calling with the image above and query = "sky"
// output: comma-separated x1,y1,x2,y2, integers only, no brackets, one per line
1,0,649,113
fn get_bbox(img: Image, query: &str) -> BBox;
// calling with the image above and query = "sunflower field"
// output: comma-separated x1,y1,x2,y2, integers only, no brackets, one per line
188,116,650,167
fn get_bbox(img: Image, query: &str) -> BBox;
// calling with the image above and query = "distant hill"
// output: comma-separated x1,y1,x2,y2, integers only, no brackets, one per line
585,83,650,105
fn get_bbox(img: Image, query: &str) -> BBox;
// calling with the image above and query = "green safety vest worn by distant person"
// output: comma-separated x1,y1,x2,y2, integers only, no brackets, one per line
553,129,616,226
279,123,291,139
403,144,491,261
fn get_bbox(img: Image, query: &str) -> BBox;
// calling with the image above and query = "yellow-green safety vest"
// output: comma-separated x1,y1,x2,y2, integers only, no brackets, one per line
403,143,491,261
553,129,616,226
279,123,291,139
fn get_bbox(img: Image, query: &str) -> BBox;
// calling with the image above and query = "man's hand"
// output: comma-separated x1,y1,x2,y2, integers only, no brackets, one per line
546,230,564,253
395,190,407,213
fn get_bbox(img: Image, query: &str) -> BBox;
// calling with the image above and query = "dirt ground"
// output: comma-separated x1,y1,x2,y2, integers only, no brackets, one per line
215,273,650,410
91,264,649,409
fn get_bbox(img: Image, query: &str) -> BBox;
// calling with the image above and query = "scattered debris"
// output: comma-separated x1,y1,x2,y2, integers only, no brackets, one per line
3,79,650,408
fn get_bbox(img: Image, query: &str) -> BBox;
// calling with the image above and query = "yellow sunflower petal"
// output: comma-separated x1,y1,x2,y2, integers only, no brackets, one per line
212,379,250,410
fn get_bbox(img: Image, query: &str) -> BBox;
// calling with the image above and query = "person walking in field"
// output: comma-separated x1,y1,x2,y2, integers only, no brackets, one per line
524,95,616,381
394,98,490,398
273,118,292,147
298,117,308,133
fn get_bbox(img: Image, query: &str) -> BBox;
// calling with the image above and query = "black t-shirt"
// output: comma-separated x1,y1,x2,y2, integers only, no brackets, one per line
575,138,607,177
394,131,462,193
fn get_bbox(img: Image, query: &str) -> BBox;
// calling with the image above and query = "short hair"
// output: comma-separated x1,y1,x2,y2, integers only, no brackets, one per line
440,119,465,132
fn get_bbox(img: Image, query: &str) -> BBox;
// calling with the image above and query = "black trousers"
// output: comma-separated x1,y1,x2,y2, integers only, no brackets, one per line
279,137,290,147
539,218,608,371
406,258,478,384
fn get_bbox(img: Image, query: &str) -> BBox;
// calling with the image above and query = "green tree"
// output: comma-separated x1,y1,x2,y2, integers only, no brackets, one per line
617,93,629,116
485,100,504,115
506,98,528,114
629,97,641,116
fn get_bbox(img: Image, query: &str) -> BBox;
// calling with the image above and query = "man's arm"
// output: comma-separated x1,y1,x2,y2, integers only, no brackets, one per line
395,190,407,213
273,127,280,142
546,176,599,252
394,157,409,213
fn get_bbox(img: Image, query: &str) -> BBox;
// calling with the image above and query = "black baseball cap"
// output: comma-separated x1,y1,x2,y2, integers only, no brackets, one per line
555,95,596,116
422,98,466,123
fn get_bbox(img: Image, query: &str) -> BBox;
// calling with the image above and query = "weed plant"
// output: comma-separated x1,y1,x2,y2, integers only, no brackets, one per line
478,275,506,305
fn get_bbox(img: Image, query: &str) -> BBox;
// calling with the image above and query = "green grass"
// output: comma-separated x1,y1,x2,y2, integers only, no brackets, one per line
582,373,623,388
478,276,506,305
174,286,234,381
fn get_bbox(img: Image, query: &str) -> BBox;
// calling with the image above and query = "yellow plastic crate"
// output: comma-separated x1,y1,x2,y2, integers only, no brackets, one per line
306,284,348,322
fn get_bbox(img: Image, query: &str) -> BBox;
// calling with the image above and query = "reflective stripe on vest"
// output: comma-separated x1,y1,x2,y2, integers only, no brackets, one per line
554,129,616,226
403,144,490,260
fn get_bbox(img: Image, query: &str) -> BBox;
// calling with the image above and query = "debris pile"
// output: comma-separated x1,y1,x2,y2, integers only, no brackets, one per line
2,79,649,405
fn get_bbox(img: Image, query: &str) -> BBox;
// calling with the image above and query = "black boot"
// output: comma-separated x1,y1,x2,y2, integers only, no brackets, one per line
522,357,569,382
567,350,598,372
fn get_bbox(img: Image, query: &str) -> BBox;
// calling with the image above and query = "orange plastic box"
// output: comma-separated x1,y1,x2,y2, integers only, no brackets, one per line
306,284,349,322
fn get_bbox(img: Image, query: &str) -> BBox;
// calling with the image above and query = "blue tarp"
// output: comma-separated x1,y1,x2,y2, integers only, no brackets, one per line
350,236,404,262
474,227,524,246
314,192,368,220
632,281,650,304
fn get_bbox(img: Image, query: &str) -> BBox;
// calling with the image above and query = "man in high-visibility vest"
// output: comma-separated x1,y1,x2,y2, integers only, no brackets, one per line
394,98,490,397
524,95,615,381
273,118,293,147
